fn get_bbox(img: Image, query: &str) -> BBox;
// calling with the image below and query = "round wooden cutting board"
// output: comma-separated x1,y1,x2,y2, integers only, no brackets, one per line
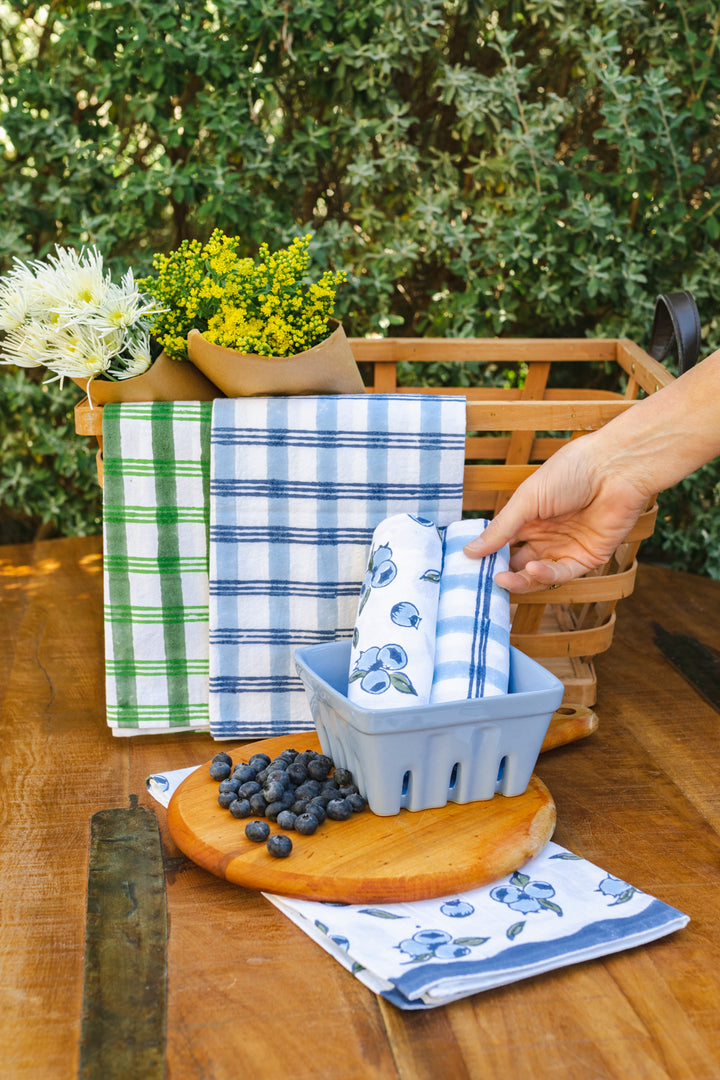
167,733,556,904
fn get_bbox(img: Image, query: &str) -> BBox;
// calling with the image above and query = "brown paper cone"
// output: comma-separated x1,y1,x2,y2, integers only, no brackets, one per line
71,350,223,405
186,321,365,397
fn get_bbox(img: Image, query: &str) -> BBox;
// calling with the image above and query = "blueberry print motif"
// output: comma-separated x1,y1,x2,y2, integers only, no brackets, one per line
395,928,489,963
490,870,563,939
349,643,417,696
440,899,475,918
391,601,422,628
598,874,637,905
148,774,170,792
358,542,397,615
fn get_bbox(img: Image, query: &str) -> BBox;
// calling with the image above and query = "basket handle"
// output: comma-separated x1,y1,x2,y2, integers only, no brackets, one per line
648,290,701,375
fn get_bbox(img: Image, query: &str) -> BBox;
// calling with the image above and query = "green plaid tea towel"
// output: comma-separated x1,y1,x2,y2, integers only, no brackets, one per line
102,401,212,735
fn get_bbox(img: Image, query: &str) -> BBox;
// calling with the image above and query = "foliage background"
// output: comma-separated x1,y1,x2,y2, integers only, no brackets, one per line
1,0,719,571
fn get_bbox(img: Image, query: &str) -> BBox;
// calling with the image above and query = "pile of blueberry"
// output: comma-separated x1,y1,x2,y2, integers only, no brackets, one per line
209,746,367,858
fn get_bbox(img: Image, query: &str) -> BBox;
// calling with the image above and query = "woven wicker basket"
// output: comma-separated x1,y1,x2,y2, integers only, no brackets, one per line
74,335,672,715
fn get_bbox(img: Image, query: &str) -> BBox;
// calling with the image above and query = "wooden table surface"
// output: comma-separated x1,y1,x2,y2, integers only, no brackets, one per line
3,534,720,1080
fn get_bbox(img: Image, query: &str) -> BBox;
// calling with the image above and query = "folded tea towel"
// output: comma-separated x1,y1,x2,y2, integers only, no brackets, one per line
430,519,511,702
143,767,689,1012
208,395,466,738
265,841,689,1010
347,513,443,707
102,401,212,735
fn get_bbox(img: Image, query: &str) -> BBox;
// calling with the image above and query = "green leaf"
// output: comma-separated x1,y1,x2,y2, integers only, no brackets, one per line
389,672,418,695
358,908,406,919
507,921,525,940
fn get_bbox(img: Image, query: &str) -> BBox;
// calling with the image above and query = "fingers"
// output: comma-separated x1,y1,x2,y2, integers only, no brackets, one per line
495,557,588,594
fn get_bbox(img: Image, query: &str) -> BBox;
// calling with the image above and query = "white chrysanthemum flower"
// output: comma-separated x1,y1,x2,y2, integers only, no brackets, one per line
0,244,164,383
92,279,164,333
0,323,49,368
0,283,30,333
110,329,153,379
43,325,116,380
42,245,110,313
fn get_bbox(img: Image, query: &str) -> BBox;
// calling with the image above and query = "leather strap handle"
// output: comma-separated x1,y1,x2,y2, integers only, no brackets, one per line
648,290,701,375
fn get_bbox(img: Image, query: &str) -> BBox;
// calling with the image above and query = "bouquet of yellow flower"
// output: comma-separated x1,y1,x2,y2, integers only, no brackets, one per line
139,231,346,362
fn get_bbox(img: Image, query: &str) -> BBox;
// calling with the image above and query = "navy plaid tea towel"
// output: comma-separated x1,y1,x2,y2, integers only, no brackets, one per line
208,394,467,738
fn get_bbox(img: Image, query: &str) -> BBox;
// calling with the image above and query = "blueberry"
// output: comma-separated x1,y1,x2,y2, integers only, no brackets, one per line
296,780,322,798
326,799,353,821
209,761,231,781
280,789,296,809
238,780,261,799
291,798,312,815
294,751,314,767
267,834,293,859
248,753,271,770
212,752,233,767
333,768,353,787
338,784,359,798
255,768,269,785
262,779,286,804
279,748,298,762
245,820,270,842
286,762,308,785
265,800,285,822
276,810,297,830
218,790,238,809
347,793,367,813
249,793,268,816
218,777,241,794
307,756,332,781
305,800,327,824
232,764,257,783
295,813,319,836
229,798,252,819
310,794,330,809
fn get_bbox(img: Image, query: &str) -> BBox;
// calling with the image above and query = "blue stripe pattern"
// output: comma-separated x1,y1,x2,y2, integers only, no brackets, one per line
208,394,467,737
430,520,510,702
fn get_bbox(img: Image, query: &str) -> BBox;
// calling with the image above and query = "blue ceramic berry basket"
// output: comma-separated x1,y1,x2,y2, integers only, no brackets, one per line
294,639,564,817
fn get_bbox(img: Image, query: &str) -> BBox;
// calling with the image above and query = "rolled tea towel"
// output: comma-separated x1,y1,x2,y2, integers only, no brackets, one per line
348,513,444,707
430,519,510,702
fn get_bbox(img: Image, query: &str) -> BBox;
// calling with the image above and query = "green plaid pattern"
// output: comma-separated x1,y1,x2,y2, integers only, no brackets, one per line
102,401,212,734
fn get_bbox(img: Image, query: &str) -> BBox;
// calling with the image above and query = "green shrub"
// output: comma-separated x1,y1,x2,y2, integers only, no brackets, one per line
1,0,719,570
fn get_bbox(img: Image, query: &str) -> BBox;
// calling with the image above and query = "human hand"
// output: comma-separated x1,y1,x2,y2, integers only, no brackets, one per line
462,436,650,593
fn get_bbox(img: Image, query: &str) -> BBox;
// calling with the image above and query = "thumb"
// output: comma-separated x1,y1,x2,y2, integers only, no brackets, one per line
463,508,519,559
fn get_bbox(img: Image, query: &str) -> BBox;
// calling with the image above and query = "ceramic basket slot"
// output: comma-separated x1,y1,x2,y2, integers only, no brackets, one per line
294,639,564,816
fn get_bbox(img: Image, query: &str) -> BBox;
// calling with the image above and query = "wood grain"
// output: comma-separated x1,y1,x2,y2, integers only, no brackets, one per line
167,733,556,903
5,539,720,1080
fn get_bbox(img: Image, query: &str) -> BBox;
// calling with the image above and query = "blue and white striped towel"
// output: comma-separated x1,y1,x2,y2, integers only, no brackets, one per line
208,395,466,738
348,513,444,707
430,519,511,702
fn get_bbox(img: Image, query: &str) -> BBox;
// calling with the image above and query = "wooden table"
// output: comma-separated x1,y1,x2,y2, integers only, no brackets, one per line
3,534,720,1080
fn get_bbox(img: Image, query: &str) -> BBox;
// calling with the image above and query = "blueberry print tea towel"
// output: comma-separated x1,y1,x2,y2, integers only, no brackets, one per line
102,402,212,735
208,395,466,738
430,519,511,702
264,841,688,1010
348,513,443,707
